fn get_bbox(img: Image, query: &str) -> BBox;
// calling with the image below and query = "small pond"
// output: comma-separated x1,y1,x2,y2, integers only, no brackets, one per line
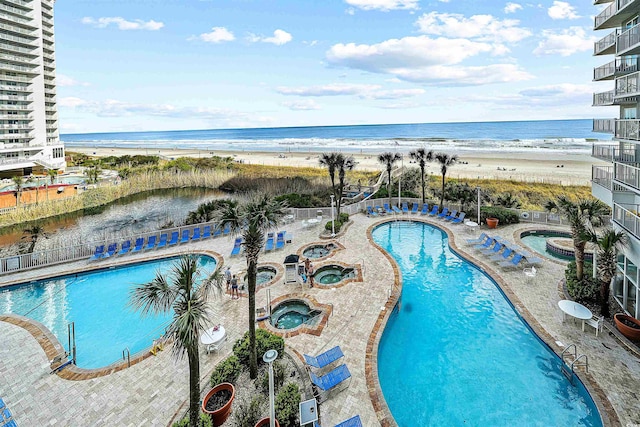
314,265,357,285
269,300,322,330
302,242,338,259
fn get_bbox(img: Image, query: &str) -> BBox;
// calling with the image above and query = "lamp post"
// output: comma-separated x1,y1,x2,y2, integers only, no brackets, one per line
398,153,403,209
263,349,278,427
476,186,481,225
330,194,335,237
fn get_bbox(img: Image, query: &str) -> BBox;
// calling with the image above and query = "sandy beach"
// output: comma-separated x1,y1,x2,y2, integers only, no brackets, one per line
69,146,604,186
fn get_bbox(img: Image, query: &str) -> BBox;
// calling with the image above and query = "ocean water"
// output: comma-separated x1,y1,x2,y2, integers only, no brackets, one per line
61,119,609,155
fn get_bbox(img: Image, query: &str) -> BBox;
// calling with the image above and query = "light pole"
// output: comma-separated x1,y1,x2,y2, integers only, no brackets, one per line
330,194,335,237
263,349,278,427
398,153,403,209
476,186,481,225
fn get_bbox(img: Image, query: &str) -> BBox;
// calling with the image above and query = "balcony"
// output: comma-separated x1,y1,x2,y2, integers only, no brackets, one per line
0,62,37,75
0,95,32,102
594,61,617,80
0,104,30,111
0,3,29,17
592,143,638,162
595,57,640,81
0,22,36,38
0,114,31,120
617,23,640,55
0,32,37,47
595,0,614,3
0,42,36,56
613,203,640,241
595,0,639,30
594,90,615,105
616,119,640,140
595,30,619,55
594,118,616,133
593,165,614,188
0,133,31,140
5,0,33,8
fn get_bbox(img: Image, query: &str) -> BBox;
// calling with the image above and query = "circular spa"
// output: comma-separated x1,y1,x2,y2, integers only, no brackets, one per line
269,300,322,330
313,265,356,285
520,230,592,262
302,242,339,259
243,266,277,288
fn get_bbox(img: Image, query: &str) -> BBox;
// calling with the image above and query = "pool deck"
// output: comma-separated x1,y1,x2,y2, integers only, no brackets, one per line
1,214,639,426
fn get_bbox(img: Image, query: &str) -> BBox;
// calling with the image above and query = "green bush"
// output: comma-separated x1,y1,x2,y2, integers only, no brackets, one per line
565,261,599,302
210,355,242,386
233,396,264,427
324,220,342,232
275,383,301,427
172,412,213,427
233,329,285,369
274,193,315,208
260,360,286,394
338,212,349,223
480,206,520,225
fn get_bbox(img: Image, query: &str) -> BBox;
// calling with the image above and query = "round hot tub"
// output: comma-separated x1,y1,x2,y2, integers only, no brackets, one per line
520,230,593,262
242,266,277,290
314,265,357,285
302,243,339,259
269,299,322,330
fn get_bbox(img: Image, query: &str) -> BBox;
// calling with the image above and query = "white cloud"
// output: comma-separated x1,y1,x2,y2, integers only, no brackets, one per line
247,29,292,45
504,2,522,14
344,0,419,11
198,27,235,43
276,83,381,97
281,100,321,110
81,17,164,31
468,83,594,108
533,27,593,56
547,1,580,20
415,12,531,43
394,64,533,85
57,74,90,87
378,101,421,109
59,97,88,108
364,88,425,99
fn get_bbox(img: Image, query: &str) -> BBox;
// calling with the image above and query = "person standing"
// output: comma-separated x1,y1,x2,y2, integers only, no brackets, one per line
225,267,232,291
231,275,239,299
308,263,314,288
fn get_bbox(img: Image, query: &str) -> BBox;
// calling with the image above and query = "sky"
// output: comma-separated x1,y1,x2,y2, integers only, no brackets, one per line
53,0,617,133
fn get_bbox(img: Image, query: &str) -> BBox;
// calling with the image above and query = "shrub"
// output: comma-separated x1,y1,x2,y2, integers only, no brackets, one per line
275,383,301,427
480,206,520,225
210,355,242,386
565,261,599,302
260,360,286,394
274,193,315,208
325,220,342,232
338,212,349,223
233,396,264,427
233,329,284,369
172,412,213,427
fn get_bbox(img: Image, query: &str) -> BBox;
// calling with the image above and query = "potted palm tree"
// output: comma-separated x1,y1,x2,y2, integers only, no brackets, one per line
130,255,223,427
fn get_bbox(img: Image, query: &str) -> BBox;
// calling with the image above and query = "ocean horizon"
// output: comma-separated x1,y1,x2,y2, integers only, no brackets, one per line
61,118,609,155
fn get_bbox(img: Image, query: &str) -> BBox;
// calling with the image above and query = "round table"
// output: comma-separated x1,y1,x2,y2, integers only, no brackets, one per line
201,325,226,348
465,221,479,233
307,218,320,226
558,300,592,331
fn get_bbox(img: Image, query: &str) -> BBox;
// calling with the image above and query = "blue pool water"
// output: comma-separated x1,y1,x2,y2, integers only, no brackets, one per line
0,255,216,369
521,232,573,262
374,222,601,426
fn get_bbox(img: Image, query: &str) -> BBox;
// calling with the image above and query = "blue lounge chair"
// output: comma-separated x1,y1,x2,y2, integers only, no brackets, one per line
310,364,351,402
5,421,17,427
132,237,145,253
304,346,344,370
3,407,13,421
427,205,439,216
118,240,131,255
499,253,524,269
276,231,285,250
0,397,5,410
466,232,488,245
265,233,275,251
105,243,117,257
444,210,458,221
490,247,513,263
335,415,363,427
474,238,494,251
231,237,242,256
437,207,450,218
213,226,222,238
145,235,158,250
156,233,168,249
191,227,201,241
392,204,402,214
366,206,378,217
180,229,190,244
481,242,503,256
401,202,409,214
374,205,385,216
411,203,419,214
202,225,212,239
383,203,394,214
168,231,179,246
223,223,231,235
451,212,466,224
420,204,429,215
89,245,105,261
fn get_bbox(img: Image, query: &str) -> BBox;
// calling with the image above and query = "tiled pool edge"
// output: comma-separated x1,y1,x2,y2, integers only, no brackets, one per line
364,218,620,427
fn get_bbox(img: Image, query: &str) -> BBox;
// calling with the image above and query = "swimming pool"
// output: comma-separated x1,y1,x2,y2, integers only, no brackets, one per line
0,255,216,369
373,222,601,426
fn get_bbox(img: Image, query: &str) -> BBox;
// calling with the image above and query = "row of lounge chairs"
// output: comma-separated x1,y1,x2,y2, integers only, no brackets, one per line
0,398,17,427
467,233,543,269
89,224,229,261
366,203,466,223
229,230,290,256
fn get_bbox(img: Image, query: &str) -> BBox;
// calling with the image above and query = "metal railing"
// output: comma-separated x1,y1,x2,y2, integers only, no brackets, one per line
593,118,616,133
616,119,640,140
594,60,616,80
593,165,614,191
595,1,619,28
614,162,640,191
615,71,640,97
613,203,640,240
618,23,640,53
593,90,614,106
594,29,618,54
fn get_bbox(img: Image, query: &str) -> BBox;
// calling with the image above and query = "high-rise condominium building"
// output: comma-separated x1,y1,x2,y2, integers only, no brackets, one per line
0,0,65,178
593,0,640,320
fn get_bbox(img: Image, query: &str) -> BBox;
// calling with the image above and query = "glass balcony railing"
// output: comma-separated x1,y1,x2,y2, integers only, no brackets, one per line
594,90,615,105
593,165,614,190
595,30,619,55
615,162,640,190
613,203,640,241
595,0,637,29
617,119,640,140
594,60,616,80
616,71,640,97
593,118,616,133
618,23,640,53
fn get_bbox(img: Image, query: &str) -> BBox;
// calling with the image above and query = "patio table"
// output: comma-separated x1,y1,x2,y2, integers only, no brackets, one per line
558,300,592,331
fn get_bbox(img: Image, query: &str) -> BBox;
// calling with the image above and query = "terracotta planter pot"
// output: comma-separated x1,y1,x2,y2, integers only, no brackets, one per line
202,382,236,427
614,313,640,341
255,418,280,427
486,218,499,229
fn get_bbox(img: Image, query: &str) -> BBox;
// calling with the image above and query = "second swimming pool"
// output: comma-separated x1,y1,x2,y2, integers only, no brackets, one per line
374,222,601,426
0,255,217,369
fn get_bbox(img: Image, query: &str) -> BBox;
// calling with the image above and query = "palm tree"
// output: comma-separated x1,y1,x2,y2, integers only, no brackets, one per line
546,196,609,280
216,195,286,379
26,176,39,205
336,154,356,217
130,255,223,427
409,148,433,204
46,168,58,185
377,152,401,207
11,175,24,207
319,153,338,197
585,227,627,317
22,224,46,253
433,153,458,212
496,193,522,209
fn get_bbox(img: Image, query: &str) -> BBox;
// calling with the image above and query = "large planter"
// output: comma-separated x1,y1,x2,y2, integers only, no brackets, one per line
614,313,640,341
202,382,236,427
255,418,280,427
486,217,499,229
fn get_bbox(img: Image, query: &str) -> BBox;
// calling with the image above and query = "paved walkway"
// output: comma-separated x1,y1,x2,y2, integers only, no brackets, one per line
0,214,639,426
